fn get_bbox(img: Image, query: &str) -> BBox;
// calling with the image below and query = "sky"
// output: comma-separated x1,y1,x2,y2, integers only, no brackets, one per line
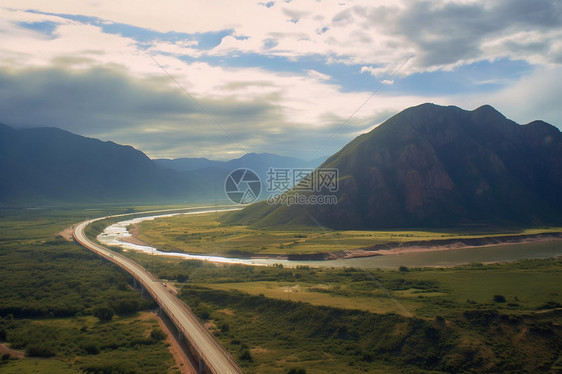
1,0,561,160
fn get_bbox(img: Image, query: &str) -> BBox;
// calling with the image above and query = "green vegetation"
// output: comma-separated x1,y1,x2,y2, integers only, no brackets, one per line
2,205,561,373
0,207,178,373
179,284,562,373
135,211,562,256
125,248,562,372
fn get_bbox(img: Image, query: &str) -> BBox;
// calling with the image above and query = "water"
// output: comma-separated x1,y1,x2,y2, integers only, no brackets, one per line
97,209,266,266
98,211,562,269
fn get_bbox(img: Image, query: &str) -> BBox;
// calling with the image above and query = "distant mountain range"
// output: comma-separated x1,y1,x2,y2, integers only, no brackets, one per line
0,123,323,205
155,153,325,187
228,103,562,229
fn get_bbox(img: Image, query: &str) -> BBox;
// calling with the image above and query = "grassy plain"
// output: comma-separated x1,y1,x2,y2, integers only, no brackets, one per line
0,207,179,374
135,211,562,256
127,251,562,373
122,207,562,372
2,205,561,373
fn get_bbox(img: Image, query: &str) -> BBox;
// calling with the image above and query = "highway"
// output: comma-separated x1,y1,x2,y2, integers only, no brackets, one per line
73,215,242,374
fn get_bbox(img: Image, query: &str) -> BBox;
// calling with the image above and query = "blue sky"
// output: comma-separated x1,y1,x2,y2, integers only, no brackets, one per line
1,0,561,160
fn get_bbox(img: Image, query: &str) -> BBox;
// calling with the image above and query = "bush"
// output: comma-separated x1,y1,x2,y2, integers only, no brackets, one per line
93,306,114,321
81,342,100,355
26,344,55,357
287,369,307,374
150,328,166,341
493,295,506,303
537,301,562,310
239,349,253,362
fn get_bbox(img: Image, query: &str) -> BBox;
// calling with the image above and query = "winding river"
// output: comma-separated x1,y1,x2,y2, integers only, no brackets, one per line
98,210,562,269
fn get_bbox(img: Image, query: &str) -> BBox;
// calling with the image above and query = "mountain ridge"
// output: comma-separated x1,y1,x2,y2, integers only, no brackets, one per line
0,124,325,205
227,103,562,229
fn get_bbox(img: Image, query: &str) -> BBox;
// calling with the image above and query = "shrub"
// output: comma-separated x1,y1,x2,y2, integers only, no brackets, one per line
239,349,253,362
493,295,506,303
287,369,307,374
150,328,166,341
93,306,114,321
26,344,55,357
81,342,100,355
537,301,562,310
220,323,230,333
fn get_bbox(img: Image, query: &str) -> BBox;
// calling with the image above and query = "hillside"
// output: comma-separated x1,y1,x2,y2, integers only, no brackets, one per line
0,123,203,204
227,103,562,229
0,124,326,206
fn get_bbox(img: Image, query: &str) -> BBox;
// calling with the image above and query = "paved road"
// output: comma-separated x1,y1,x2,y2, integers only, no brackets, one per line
73,216,242,374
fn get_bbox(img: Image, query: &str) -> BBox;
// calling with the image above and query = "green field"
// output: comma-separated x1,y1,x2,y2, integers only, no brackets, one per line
135,211,562,256
2,206,562,373
124,248,562,373
0,207,179,374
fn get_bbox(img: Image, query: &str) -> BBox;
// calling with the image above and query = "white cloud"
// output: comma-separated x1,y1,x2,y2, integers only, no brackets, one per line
474,66,562,127
0,1,560,160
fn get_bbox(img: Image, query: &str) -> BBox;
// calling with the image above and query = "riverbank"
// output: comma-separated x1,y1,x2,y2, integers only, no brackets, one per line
126,219,562,261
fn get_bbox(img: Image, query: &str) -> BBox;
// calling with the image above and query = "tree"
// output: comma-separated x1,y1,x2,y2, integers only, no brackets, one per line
93,306,114,321
493,295,506,303
150,328,166,341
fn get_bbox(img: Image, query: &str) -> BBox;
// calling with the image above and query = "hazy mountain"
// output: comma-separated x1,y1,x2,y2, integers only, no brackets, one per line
0,123,205,205
155,152,327,197
153,157,225,172
0,124,326,206
155,153,325,177
227,103,562,229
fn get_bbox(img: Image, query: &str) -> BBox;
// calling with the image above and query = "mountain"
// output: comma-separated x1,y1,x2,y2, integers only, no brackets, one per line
0,124,326,206
153,157,225,172
155,152,327,198
155,153,325,178
227,103,562,229
0,124,207,205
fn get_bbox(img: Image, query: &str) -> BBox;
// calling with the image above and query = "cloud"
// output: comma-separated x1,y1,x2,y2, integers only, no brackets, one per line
359,0,562,71
473,65,562,127
0,1,560,161
4,1,561,73
0,59,425,160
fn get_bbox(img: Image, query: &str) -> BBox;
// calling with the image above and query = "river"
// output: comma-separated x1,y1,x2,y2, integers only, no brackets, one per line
98,210,562,269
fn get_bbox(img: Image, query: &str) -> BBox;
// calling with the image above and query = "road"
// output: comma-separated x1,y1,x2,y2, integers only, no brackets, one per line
73,216,242,374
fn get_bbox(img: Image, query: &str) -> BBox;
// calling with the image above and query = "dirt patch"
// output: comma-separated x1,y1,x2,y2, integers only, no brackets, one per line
218,309,234,316
152,312,197,374
57,225,77,241
250,347,270,354
0,343,25,359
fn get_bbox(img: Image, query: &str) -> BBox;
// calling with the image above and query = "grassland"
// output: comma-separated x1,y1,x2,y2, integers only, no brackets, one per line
0,206,179,373
134,211,562,257
2,205,561,373
126,250,562,373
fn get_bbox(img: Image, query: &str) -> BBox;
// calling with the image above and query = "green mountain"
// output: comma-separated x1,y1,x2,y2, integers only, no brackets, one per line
227,103,562,229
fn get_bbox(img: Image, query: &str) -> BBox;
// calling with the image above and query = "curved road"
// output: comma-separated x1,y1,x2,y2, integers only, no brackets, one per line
73,213,242,374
